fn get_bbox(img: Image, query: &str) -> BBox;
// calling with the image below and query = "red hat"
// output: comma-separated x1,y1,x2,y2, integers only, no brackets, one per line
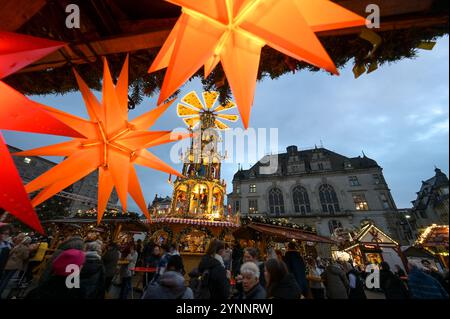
52,249,85,276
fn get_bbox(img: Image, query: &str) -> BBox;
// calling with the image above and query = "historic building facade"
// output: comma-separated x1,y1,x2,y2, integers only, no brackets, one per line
228,145,399,239
8,145,119,215
410,167,449,229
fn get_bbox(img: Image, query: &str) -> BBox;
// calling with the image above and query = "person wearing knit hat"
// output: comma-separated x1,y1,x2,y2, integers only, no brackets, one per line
26,249,86,299
52,249,85,276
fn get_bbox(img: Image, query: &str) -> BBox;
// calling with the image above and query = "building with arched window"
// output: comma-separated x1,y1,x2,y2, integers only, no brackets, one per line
268,188,285,216
292,185,311,215
228,145,400,239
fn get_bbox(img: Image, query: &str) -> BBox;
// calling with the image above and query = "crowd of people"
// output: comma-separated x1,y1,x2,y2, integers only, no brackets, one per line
0,223,449,300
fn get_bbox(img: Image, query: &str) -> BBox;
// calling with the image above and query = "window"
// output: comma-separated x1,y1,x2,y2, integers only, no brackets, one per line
292,186,311,215
319,184,340,214
234,200,240,213
248,199,258,214
380,193,390,209
328,220,343,235
353,194,369,211
318,163,324,170
373,174,381,185
249,184,256,193
348,176,360,186
236,185,241,194
269,188,285,216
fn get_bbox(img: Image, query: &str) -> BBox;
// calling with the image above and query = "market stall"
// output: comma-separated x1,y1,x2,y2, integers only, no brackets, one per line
415,224,449,269
341,223,408,271
143,217,240,272
43,209,148,249
233,217,336,259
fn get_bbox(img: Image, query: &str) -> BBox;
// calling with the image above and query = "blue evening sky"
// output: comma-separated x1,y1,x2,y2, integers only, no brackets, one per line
3,36,448,212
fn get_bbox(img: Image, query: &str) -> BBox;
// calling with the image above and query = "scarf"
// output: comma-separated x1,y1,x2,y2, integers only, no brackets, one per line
214,254,225,268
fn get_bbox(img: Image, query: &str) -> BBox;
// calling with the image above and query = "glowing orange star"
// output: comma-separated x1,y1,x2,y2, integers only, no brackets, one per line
14,56,189,223
149,0,366,128
1,31,81,233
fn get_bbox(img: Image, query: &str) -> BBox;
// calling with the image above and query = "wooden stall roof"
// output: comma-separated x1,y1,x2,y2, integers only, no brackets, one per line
416,224,449,248
234,222,336,244
0,0,448,105
43,217,148,232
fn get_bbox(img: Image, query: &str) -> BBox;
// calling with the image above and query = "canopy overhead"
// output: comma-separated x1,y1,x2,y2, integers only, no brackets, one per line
43,217,148,232
1,0,448,104
234,222,336,244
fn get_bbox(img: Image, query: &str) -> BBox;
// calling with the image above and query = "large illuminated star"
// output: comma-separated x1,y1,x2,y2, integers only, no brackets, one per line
0,31,81,233
149,0,366,128
14,56,189,223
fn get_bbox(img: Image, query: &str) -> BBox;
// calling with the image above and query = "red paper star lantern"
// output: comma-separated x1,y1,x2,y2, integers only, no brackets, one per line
149,0,366,128
0,31,81,233
15,57,189,224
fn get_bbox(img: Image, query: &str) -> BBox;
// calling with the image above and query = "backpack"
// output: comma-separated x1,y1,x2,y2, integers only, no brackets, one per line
192,269,211,299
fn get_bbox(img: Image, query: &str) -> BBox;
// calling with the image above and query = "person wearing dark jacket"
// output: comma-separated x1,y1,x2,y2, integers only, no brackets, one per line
231,241,243,277
321,262,349,299
142,254,193,299
144,245,161,286
102,242,120,293
342,262,367,299
198,239,230,299
282,242,308,296
80,241,105,299
38,236,84,286
26,249,86,299
0,225,12,279
379,262,409,299
234,247,266,298
265,258,301,299
240,262,266,299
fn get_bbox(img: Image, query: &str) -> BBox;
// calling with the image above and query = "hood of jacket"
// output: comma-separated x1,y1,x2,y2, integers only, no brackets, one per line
143,271,187,299
81,252,103,277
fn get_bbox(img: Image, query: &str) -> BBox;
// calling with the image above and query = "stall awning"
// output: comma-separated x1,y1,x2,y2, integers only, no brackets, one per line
234,222,336,244
43,218,148,232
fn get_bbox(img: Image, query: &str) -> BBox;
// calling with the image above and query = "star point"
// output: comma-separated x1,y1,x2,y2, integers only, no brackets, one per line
150,0,366,128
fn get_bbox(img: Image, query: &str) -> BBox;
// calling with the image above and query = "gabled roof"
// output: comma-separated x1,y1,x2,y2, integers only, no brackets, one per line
351,223,399,245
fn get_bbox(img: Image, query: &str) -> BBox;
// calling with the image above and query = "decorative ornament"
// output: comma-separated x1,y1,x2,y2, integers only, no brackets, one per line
177,91,238,130
14,56,189,224
149,0,366,128
0,32,81,233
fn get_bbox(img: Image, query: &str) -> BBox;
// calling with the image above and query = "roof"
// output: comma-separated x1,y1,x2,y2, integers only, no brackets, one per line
416,224,449,248
143,217,240,228
344,223,399,249
1,0,448,106
233,222,336,244
412,168,449,209
43,217,147,232
422,168,449,189
233,146,380,180
402,246,439,259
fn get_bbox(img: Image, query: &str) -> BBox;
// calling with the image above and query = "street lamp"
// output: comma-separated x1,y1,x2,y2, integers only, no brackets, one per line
403,214,414,244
